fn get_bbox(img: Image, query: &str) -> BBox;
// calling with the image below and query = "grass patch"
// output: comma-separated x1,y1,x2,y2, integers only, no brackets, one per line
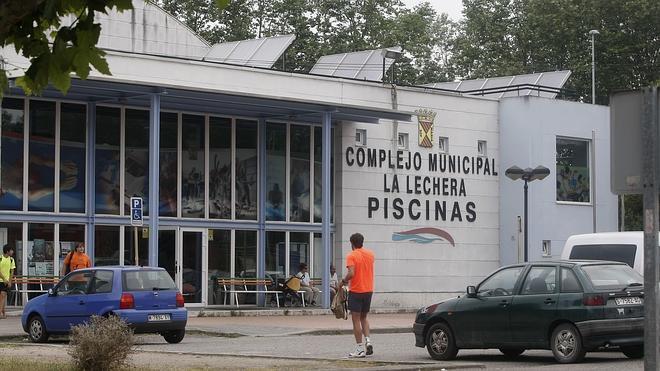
0,357,75,371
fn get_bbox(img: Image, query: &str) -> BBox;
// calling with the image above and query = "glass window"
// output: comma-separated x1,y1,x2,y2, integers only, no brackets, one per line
123,270,176,291
124,109,150,216
124,227,149,267
266,123,286,221
90,270,113,294
313,233,323,279
235,120,257,220
556,138,590,203
208,229,230,304
59,103,86,213
57,271,92,295
569,244,637,268
27,223,55,278
209,117,232,219
314,127,322,223
581,264,643,290
521,266,556,295
478,266,523,297
28,100,56,211
290,125,310,222
58,224,84,276
95,107,121,214
0,98,25,210
1,223,22,305
561,268,582,293
94,225,120,266
158,229,176,280
266,231,285,282
235,230,257,277
159,112,178,217
290,232,309,277
181,114,205,218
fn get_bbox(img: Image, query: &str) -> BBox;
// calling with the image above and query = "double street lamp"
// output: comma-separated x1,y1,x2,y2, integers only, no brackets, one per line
505,165,551,262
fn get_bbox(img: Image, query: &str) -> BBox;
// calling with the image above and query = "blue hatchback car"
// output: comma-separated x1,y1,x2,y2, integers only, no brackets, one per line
22,266,187,343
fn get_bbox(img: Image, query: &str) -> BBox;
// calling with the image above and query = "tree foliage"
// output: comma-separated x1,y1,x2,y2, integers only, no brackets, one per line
453,0,660,103
0,0,133,96
157,0,458,85
0,0,229,97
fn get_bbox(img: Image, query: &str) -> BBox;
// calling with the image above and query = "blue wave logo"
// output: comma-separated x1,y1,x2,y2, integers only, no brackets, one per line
392,233,442,244
391,227,456,246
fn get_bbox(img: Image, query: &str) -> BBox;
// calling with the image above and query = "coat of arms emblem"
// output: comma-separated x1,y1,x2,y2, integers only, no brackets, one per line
416,109,436,148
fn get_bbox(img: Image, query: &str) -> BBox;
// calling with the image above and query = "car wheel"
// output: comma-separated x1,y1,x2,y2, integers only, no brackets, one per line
551,323,585,363
620,345,644,359
499,348,525,358
425,322,458,360
162,329,185,344
28,315,50,343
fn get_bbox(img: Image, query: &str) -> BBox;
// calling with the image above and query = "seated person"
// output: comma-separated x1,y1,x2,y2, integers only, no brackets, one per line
295,263,320,306
329,264,339,301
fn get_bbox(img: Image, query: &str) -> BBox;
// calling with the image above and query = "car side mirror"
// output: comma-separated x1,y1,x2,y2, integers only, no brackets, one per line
48,288,56,296
466,285,477,298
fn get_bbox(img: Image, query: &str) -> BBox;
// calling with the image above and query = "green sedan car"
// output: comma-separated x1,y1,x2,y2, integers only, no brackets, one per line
413,261,644,363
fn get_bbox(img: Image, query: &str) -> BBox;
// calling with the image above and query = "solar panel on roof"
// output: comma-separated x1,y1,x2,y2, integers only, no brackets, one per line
203,34,296,68
310,46,402,82
423,70,571,99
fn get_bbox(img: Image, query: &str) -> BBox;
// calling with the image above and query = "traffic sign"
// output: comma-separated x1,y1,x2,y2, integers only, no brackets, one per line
131,197,143,226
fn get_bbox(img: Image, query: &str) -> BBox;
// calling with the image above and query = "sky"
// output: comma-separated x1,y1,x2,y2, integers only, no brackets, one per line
403,0,464,20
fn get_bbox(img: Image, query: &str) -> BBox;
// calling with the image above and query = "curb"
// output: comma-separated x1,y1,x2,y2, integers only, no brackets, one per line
194,307,418,317
4,307,418,318
186,326,412,337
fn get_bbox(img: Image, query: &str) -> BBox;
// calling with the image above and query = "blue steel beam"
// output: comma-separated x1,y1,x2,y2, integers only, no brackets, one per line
257,118,267,306
321,112,332,308
148,94,161,267
86,102,96,261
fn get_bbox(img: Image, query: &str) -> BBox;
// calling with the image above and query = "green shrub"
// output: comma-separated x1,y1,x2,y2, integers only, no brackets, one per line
68,315,135,371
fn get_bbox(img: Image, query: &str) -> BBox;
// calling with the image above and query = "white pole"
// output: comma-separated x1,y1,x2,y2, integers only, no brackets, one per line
589,30,599,104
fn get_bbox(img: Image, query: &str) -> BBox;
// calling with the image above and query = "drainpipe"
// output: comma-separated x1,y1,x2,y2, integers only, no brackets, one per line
390,84,398,158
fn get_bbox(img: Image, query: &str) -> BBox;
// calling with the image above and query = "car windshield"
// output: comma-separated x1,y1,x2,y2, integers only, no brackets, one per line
123,270,177,291
581,264,643,290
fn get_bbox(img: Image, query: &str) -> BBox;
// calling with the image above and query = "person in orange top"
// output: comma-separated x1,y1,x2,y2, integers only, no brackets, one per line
340,233,375,358
62,242,92,275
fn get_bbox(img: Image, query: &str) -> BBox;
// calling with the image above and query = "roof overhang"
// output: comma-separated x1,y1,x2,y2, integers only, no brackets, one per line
6,77,412,124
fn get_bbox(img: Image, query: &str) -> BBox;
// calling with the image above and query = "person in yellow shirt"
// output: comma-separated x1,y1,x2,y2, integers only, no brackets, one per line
0,245,16,319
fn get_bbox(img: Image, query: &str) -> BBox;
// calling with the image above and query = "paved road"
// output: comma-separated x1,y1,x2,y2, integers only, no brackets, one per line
134,332,643,370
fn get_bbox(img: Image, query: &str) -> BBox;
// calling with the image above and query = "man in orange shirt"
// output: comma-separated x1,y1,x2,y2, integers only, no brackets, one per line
340,233,375,358
62,242,92,274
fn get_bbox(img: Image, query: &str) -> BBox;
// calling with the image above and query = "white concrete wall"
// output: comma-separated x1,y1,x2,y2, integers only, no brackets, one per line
335,89,501,308
499,96,616,266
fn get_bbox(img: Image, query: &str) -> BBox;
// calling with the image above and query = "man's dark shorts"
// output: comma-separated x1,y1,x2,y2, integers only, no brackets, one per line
348,291,373,313
0,282,9,292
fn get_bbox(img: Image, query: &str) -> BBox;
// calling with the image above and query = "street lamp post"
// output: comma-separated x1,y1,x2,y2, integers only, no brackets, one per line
505,165,551,262
589,30,599,104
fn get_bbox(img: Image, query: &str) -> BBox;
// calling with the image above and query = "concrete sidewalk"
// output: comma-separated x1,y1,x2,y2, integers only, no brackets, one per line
0,310,415,338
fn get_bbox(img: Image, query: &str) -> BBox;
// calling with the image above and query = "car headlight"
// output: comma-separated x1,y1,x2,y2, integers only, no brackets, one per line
420,303,438,314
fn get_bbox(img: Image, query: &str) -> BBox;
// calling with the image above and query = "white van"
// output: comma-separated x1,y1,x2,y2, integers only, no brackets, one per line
561,232,645,276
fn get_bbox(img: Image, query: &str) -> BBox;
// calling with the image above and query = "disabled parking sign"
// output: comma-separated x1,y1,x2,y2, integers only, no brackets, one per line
131,197,143,226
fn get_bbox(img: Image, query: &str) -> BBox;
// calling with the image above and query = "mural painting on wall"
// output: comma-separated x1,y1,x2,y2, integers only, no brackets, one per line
417,109,435,148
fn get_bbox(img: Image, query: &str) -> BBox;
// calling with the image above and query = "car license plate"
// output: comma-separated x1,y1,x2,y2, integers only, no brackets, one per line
615,297,642,305
148,314,171,322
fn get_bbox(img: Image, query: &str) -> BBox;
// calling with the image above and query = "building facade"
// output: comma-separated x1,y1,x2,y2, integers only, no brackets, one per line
0,0,617,308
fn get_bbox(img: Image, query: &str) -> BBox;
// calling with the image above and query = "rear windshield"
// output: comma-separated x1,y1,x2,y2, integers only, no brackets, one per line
122,270,177,291
581,264,643,290
569,244,636,268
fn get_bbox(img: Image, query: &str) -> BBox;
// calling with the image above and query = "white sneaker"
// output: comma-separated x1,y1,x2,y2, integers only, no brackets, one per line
365,342,373,355
348,348,366,358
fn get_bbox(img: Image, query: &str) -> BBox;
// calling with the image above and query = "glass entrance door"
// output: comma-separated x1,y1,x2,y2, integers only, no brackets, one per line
179,229,207,305
158,229,177,281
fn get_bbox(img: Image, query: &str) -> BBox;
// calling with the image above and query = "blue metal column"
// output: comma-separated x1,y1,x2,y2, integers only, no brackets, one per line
321,112,332,308
257,118,267,306
148,94,161,267
86,102,96,262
